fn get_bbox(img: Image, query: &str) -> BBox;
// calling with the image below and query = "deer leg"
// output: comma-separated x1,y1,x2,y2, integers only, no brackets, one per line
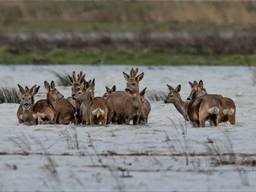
133,115,139,125
229,115,236,125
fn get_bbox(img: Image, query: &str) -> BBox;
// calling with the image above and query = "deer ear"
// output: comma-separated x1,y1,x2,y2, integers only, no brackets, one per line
50,81,55,88
123,72,130,81
140,87,147,96
136,72,144,82
189,81,193,88
33,86,40,95
80,74,85,83
112,85,116,91
167,84,174,91
175,84,181,92
68,75,73,84
18,84,25,94
29,84,37,94
199,80,204,88
130,68,135,76
92,78,95,86
44,81,50,90
105,86,110,92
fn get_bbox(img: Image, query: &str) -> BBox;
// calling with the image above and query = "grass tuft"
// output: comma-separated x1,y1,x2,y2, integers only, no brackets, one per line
147,90,167,102
52,71,70,86
0,88,20,103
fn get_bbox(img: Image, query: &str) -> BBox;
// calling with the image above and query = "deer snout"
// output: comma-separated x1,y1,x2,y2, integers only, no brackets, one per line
187,97,191,100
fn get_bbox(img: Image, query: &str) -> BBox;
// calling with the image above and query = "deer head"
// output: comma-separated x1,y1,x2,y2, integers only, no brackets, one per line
18,84,40,111
68,71,86,98
103,85,116,99
74,78,95,102
164,84,181,104
123,68,144,93
44,80,64,103
187,80,207,100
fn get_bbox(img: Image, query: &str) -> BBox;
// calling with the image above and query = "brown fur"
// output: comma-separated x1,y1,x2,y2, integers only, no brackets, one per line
78,79,95,125
219,97,236,125
88,97,108,125
187,80,222,127
164,84,189,121
103,85,116,124
188,80,236,126
33,99,55,124
67,71,86,123
139,88,151,124
17,84,43,125
44,80,75,124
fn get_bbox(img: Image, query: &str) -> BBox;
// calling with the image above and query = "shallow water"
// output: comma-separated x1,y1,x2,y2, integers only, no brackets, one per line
0,65,255,191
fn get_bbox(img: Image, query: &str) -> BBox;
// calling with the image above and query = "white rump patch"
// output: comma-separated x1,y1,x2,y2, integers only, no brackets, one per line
223,108,235,115
208,107,219,115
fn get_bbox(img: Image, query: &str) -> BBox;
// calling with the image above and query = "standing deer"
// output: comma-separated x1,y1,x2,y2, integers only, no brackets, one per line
106,68,145,125
219,97,236,125
139,87,151,124
78,79,95,125
67,71,86,123
88,97,109,125
77,79,109,125
164,84,189,121
187,80,236,125
187,80,222,127
17,84,46,125
103,85,116,123
44,80,75,124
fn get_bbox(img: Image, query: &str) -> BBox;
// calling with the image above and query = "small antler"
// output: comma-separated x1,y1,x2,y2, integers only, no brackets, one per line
130,68,139,78
77,71,85,83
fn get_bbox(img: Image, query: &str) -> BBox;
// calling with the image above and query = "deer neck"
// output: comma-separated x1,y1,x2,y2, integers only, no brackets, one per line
173,97,189,121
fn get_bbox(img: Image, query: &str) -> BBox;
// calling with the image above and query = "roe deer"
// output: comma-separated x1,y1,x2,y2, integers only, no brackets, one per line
188,80,236,125
67,71,86,123
17,84,46,125
187,80,222,127
122,68,145,124
164,84,189,121
103,85,116,123
44,80,75,124
139,88,151,124
88,97,109,125
219,97,236,125
78,79,95,125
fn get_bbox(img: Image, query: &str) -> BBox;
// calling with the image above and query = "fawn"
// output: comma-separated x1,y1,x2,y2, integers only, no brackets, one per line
44,80,75,124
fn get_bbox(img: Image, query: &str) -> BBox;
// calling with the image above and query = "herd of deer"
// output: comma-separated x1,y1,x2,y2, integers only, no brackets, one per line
17,68,150,126
16,68,236,128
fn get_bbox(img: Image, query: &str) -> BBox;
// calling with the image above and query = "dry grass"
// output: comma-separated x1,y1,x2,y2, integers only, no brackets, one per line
0,1,256,32
51,71,70,86
0,88,20,103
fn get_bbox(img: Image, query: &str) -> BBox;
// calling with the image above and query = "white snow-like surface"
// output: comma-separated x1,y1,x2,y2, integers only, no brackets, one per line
0,65,256,192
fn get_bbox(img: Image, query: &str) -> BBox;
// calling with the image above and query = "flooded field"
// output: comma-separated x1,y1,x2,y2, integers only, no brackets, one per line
0,65,256,191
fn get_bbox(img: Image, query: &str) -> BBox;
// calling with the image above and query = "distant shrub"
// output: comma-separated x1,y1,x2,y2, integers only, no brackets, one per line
52,71,70,86
147,90,167,102
0,88,20,103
